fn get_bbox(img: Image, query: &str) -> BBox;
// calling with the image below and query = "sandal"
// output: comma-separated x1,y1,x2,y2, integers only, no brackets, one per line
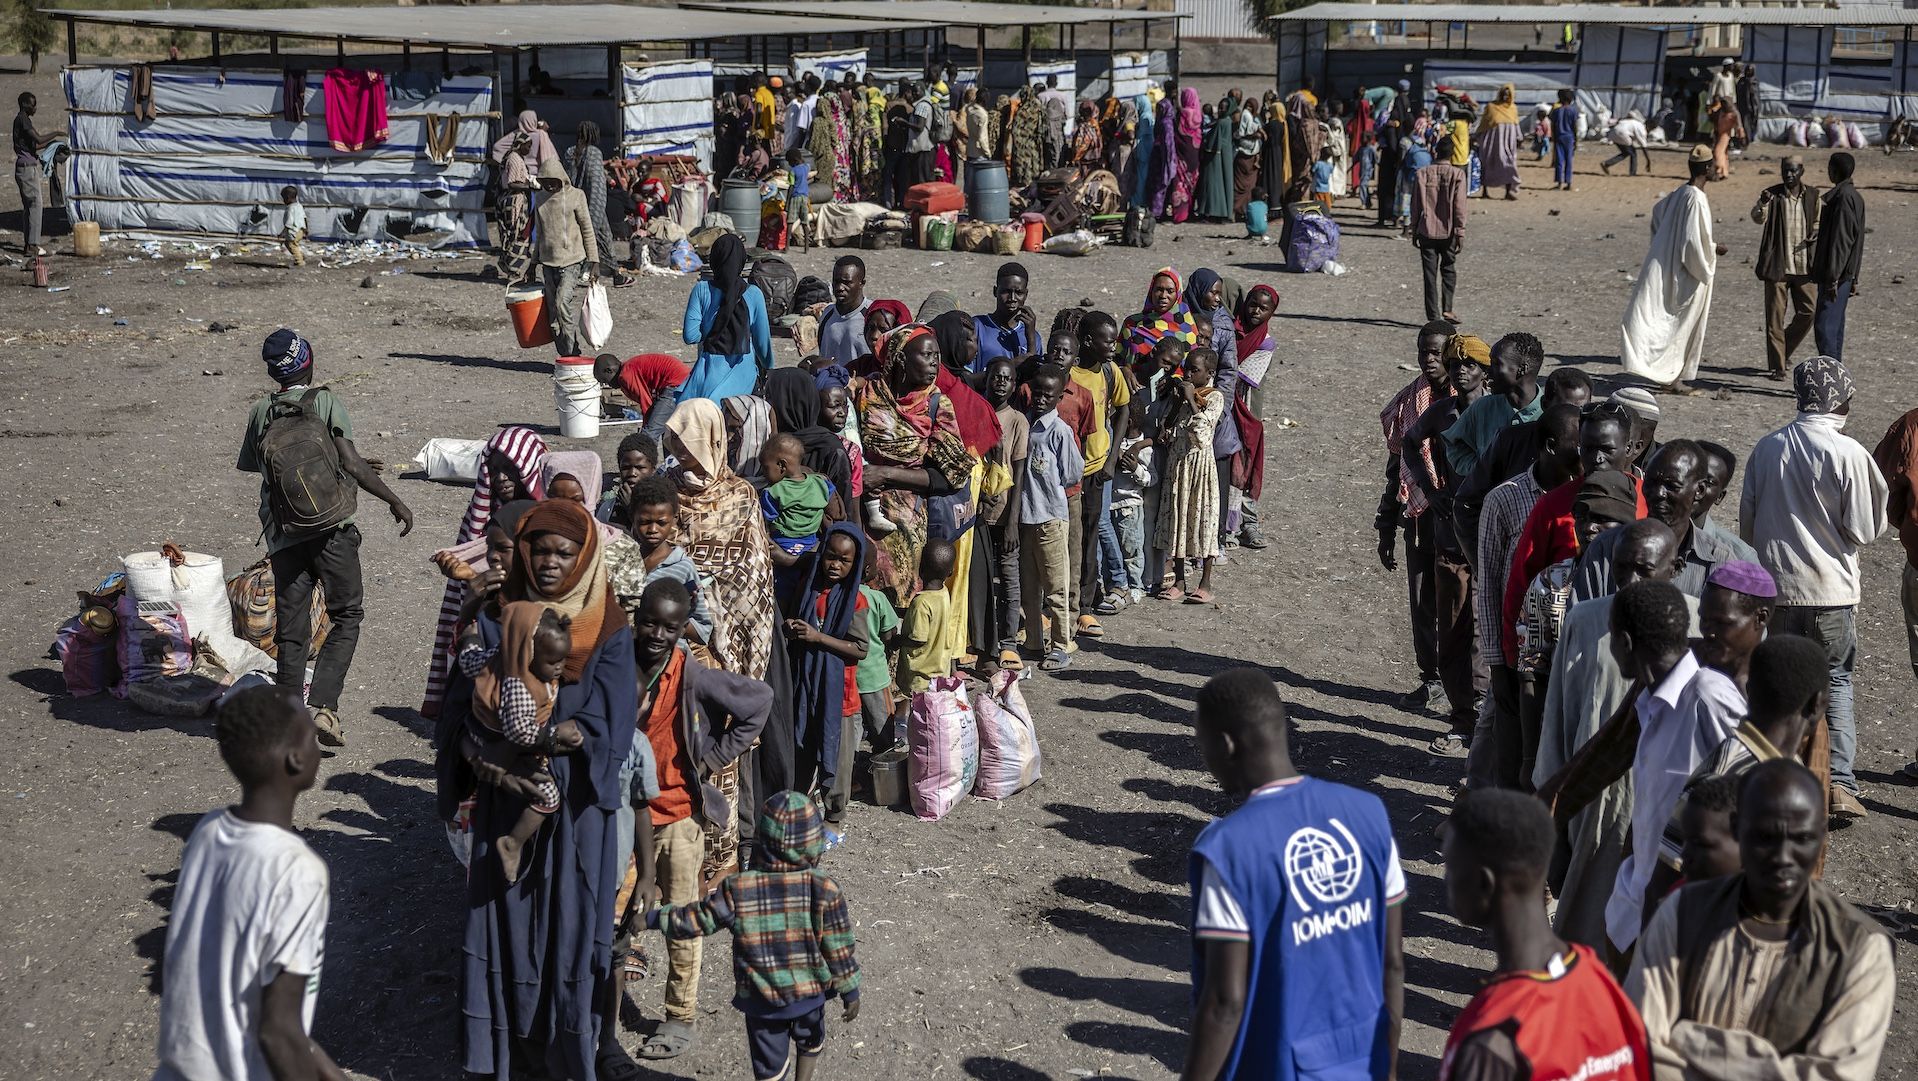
639,1020,696,1060
998,648,1024,671
622,945,653,984
1076,615,1105,638
597,1046,648,1081
1182,588,1214,605
1150,586,1185,602
1094,596,1124,616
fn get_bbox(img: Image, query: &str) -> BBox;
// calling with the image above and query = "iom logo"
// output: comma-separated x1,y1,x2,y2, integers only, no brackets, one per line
1283,819,1374,946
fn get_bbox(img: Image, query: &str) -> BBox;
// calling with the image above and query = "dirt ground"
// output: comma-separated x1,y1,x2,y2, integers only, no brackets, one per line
4,59,1918,1081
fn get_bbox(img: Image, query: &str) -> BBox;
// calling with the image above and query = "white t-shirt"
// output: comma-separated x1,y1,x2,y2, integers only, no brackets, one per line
154,809,330,1081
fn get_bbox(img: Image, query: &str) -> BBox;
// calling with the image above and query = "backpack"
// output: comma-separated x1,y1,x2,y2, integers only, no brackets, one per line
258,389,356,539
1123,206,1156,248
793,274,833,312
932,102,955,144
749,254,799,320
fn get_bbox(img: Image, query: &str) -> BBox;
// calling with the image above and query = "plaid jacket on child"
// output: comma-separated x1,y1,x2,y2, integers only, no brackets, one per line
652,791,861,1009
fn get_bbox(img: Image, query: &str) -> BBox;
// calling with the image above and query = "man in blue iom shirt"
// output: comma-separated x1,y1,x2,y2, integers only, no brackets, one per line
1185,668,1407,1081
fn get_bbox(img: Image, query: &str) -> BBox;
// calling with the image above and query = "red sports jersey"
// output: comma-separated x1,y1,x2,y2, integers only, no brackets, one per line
1439,944,1650,1081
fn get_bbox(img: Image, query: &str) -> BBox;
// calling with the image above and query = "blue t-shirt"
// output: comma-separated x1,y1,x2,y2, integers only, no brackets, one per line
970,313,1037,371
790,163,810,199
1311,160,1334,193
1189,775,1407,1081
1357,144,1378,181
1244,200,1270,237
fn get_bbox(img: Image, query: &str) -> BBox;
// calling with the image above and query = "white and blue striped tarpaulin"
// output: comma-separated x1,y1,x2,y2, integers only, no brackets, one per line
1028,59,1078,134
1744,25,1918,140
621,58,714,169
792,49,868,83
62,66,492,245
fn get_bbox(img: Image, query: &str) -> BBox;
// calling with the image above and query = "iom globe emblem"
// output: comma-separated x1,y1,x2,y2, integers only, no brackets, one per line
1283,819,1365,909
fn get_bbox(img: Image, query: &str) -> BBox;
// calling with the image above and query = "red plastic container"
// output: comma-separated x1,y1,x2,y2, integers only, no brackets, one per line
507,287,554,349
905,181,965,216
1022,219,1046,252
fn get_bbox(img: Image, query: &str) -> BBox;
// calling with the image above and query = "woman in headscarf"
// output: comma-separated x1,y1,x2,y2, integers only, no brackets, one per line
1070,100,1105,173
1129,92,1157,210
1185,269,1243,546
494,133,537,286
1122,267,1199,365
662,398,788,877
490,108,556,169
722,394,772,481
1475,85,1521,199
765,367,852,501
680,233,772,403
1006,86,1048,188
1166,88,1203,221
541,450,604,510
1105,95,1136,183
916,289,960,324
1259,99,1291,211
1193,93,1234,221
425,426,548,717
1228,284,1278,550
568,120,635,290
453,498,636,1081
929,309,1005,659
857,324,976,607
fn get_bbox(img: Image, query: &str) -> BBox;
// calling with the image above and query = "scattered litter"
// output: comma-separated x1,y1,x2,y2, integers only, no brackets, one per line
1548,208,1562,216
202,369,222,376
207,322,235,333
46,286,70,293
1894,275,1906,285
381,268,406,276
1319,259,1346,276
184,262,211,271
928,261,947,268
1396,363,1417,371
1275,417,1301,429
170,279,187,286
95,306,112,315
113,319,128,326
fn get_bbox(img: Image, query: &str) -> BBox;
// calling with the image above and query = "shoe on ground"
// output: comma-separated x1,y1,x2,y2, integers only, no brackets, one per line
312,707,345,747
1238,525,1269,550
1427,733,1469,759
1398,679,1444,712
998,648,1024,671
1094,596,1124,616
1041,650,1072,671
1830,786,1869,823
1076,615,1105,638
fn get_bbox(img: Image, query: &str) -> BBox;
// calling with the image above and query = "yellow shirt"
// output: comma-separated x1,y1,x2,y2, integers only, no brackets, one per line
1067,361,1133,475
752,87,778,141
900,586,959,693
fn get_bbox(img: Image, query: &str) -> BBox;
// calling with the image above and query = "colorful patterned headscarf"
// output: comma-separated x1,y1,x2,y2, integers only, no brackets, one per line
1121,267,1200,362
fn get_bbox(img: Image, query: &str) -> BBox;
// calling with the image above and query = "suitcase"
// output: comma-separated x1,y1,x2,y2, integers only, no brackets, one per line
904,181,965,216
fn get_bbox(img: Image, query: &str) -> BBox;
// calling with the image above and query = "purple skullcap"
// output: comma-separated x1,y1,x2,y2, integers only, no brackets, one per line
1708,559,1777,599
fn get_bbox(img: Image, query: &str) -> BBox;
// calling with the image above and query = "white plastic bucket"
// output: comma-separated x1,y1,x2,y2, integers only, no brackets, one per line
553,370,601,439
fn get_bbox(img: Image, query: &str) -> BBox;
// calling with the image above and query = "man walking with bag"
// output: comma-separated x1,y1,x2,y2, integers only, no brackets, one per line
237,330,414,745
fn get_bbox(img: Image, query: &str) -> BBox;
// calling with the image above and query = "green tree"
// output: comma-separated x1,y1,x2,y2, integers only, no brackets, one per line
10,0,56,73
1242,0,1317,40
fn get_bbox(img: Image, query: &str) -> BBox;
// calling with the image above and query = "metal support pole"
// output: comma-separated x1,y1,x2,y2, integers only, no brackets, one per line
336,36,345,64
442,46,450,76
270,34,280,57
402,40,411,70
1108,21,1116,90
1174,17,1182,80
976,27,986,82
66,17,75,66
608,44,620,102
1022,24,1032,69
212,32,221,64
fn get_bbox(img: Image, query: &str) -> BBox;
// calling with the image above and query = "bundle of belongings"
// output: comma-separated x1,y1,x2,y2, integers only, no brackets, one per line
50,546,326,717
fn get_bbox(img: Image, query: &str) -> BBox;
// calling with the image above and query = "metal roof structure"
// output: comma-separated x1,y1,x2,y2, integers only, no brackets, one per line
1267,3,1918,26
681,0,1191,26
46,4,943,49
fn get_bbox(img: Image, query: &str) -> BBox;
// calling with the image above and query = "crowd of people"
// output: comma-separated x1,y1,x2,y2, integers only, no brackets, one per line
123,63,1917,1081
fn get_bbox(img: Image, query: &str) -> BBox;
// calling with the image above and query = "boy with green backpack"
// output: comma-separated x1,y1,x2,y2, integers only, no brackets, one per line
236,329,413,746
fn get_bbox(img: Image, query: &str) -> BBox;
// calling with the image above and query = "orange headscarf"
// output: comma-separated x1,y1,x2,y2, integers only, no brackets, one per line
506,500,626,681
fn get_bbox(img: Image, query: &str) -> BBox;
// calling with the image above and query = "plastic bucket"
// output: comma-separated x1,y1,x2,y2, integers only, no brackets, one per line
1022,219,1046,252
719,180,760,236
965,159,1010,224
507,286,553,349
72,220,101,257
553,356,600,439
870,748,909,808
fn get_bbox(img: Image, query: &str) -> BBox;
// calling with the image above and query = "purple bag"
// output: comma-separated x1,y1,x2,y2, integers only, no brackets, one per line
1286,212,1340,274
54,616,120,697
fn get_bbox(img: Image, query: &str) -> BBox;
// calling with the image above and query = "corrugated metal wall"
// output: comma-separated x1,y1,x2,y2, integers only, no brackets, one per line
1175,0,1267,41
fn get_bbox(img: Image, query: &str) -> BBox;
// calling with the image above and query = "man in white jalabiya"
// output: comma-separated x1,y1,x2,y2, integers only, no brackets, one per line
1620,146,1727,396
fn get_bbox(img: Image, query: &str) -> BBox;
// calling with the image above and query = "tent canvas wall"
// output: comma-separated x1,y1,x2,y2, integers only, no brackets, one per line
1744,25,1916,139
793,48,868,82
621,58,714,168
1110,51,1151,101
1572,24,1665,121
1028,58,1077,133
62,66,492,246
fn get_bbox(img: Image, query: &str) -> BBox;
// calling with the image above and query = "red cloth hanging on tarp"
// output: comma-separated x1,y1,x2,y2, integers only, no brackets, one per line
322,68,389,152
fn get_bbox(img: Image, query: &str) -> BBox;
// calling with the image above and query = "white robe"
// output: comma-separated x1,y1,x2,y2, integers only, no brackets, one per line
1325,123,1350,198
1620,183,1716,385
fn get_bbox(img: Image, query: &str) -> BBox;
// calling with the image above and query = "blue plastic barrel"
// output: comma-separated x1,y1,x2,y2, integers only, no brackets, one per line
966,160,1010,224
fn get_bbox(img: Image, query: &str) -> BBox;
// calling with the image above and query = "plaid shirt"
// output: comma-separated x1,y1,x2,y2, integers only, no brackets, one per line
652,793,860,1009
1475,470,1545,661
1380,377,1438,518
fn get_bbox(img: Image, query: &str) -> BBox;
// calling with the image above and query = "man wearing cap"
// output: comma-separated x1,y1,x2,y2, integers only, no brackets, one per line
1812,152,1865,362
237,330,415,746
1572,439,1758,605
1621,147,1728,396
1741,355,1889,821
1751,156,1821,380
1870,404,1918,781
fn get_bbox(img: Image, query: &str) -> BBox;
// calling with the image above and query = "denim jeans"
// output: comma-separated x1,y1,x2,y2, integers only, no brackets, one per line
640,388,679,441
1096,479,1126,592
1814,282,1851,361
1112,503,1146,592
1773,604,1859,792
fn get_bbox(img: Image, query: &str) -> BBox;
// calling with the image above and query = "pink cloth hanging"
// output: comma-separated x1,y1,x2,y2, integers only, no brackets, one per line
322,68,389,152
